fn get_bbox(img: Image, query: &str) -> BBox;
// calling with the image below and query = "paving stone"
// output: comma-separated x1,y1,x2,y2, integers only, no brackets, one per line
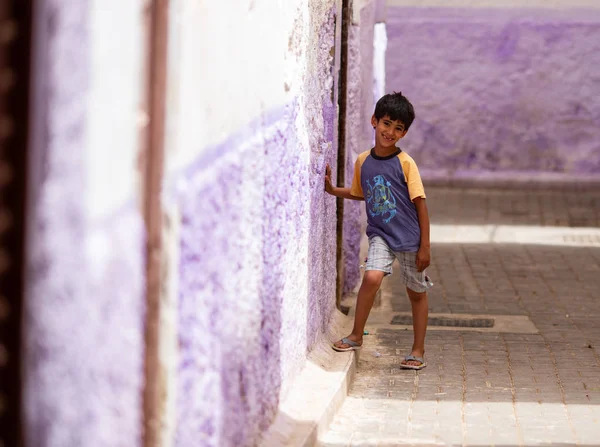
318,188,600,447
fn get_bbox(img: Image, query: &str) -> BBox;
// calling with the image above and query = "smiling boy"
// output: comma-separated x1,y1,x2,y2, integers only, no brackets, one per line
324,91,432,370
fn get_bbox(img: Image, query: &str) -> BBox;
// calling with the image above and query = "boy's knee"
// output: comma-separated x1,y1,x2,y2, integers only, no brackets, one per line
362,270,385,289
407,288,427,301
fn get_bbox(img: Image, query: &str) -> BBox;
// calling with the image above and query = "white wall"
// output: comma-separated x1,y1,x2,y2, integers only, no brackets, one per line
387,0,600,7
164,0,306,176
24,1,147,446
87,0,144,221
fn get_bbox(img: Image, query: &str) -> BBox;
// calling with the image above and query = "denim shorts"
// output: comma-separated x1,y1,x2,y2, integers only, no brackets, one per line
365,235,433,293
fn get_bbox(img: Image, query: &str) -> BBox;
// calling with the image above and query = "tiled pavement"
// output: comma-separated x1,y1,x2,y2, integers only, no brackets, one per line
319,187,600,446
426,187,600,228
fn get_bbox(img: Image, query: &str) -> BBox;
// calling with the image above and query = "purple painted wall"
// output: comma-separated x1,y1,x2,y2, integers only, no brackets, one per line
170,7,343,446
386,7,600,177
22,1,381,445
343,21,364,296
23,2,146,446
172,101,339,447
343,1,383,295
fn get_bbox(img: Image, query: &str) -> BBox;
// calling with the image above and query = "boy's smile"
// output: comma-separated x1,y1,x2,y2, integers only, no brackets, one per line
372,114,407,154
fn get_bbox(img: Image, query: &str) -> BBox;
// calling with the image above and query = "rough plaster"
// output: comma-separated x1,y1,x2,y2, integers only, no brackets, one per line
172,102,336,447
373,23,388,110
386,7,600,176
23,0,382,445
164,0,311,173
387,0,600,8
342,0,383,295
165,1,346,445
355,0,387,23
24,1,145,446
343,23,364,295
359,2,378,153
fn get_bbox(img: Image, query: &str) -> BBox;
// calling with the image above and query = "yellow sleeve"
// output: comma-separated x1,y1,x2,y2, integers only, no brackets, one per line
400,153,426,201
350,157,364,198
350,151,370,198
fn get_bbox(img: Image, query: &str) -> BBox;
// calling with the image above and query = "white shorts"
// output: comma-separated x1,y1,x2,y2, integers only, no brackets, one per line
365,235,433,293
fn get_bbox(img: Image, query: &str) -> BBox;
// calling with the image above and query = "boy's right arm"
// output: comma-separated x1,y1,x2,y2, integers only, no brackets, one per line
324,164,364,201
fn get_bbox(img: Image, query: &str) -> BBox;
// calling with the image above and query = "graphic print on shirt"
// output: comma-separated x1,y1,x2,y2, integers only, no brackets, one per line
366,175,397,224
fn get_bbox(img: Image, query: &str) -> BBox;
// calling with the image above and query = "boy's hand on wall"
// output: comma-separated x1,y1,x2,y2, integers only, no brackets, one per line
324,164,334,194
416,246,430,272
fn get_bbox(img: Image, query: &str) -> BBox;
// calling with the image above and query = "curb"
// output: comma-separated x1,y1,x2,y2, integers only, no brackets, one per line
421,169,600,191
259,311,358,447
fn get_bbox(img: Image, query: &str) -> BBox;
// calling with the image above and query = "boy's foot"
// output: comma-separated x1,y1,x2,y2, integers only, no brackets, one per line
332,336,362,352
400,351,426,370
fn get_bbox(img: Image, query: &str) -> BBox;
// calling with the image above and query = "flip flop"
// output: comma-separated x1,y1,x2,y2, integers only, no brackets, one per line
332,337,362,352
400,354,427,370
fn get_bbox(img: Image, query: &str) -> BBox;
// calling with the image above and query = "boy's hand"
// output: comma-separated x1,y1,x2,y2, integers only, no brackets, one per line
416,246,430,272
324,164,334,194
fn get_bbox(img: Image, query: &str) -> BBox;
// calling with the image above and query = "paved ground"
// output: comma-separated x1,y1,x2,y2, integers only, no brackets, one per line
319,187,600,447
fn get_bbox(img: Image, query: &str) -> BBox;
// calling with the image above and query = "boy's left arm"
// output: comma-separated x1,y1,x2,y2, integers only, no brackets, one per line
414,197,430,272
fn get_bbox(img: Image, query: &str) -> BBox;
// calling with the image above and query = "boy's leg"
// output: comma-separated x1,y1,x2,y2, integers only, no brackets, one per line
403,287,428,366
396,251,431,367
333,270,386,349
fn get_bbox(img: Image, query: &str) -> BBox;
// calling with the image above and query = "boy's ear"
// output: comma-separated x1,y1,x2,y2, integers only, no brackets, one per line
371,115,377,128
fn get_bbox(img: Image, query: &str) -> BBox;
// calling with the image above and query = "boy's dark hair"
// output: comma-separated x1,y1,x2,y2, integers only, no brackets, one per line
374,91,415,130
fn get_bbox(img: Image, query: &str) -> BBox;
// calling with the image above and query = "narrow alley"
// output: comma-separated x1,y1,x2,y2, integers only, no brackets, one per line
2,0,599,446
321,186,600,446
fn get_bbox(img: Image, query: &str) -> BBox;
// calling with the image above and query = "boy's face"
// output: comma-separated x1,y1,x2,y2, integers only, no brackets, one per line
372,114,407,149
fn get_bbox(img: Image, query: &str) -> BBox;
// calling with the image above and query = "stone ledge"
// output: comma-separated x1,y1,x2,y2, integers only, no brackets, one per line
259,310,358,447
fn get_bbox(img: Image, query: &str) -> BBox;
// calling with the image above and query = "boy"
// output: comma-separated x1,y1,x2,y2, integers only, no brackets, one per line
324,92,431,370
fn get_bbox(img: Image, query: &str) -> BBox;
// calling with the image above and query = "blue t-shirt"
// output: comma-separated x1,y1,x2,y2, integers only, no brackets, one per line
350,148,426,252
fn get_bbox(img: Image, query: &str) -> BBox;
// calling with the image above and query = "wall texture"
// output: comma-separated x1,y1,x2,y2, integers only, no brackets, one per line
386,5,600,177
387,0,600,7
23,0,382,446
163,1,354,445
343,0,386,295
24,1,146,446
164,0,385,444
